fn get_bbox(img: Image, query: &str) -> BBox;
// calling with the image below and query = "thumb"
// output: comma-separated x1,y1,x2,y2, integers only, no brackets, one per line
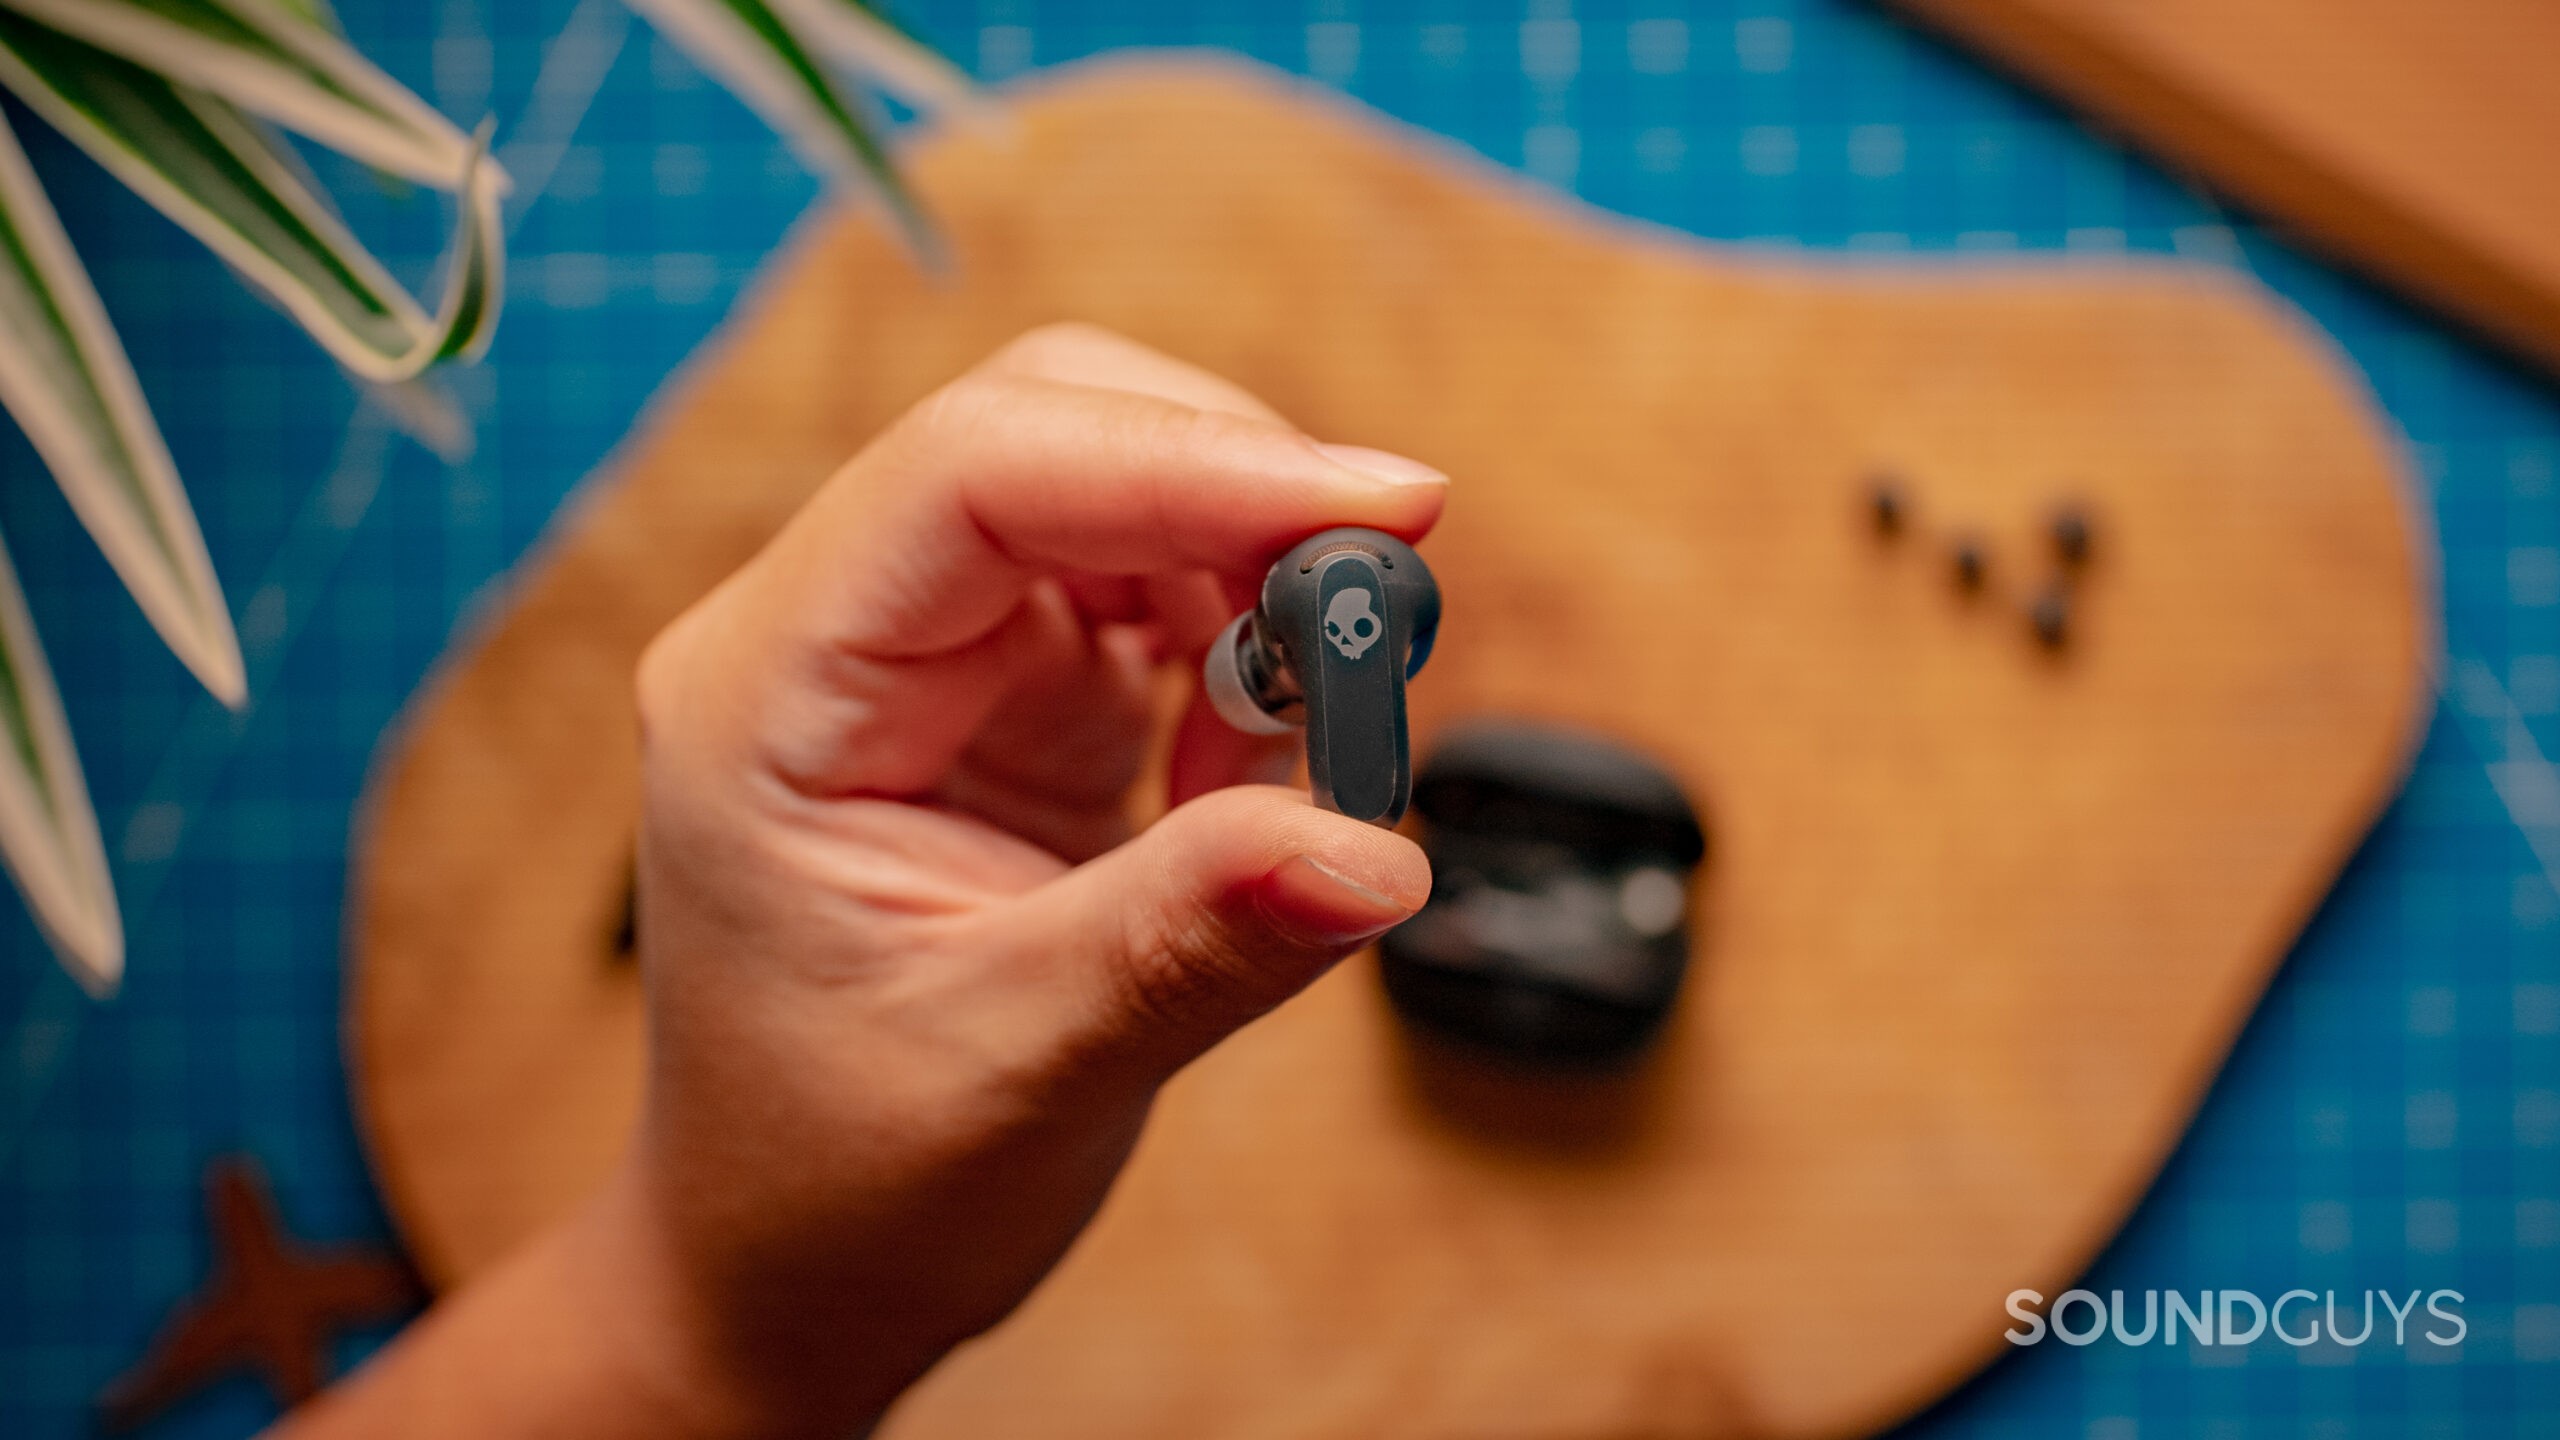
1000,785,1430,1081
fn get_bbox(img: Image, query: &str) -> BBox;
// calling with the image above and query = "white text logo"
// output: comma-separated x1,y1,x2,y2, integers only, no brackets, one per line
2003,1289,2465,1348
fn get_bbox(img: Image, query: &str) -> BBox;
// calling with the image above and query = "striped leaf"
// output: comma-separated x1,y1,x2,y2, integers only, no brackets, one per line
270,0,334,30
0,527,120,995
767,0,977,116
623,0,935,254
0,13,503,381
0,1,507,994
0,102,243,706
0,0,500,190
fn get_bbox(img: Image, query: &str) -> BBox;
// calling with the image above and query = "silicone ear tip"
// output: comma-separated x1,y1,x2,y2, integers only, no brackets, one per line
1203,613,1299,736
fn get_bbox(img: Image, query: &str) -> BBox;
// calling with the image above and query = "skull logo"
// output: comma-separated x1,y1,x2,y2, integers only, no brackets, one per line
1324,586,1383,661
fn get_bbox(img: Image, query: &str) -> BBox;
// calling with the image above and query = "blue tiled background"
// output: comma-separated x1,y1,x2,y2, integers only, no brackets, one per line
3,1,2555,1435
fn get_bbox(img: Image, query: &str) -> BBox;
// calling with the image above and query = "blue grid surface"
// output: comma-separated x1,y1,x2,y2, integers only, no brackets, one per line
2,1,2555,1435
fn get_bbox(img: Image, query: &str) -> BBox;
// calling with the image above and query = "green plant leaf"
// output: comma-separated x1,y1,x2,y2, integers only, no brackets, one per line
0,525,121,995
623,0,934,255
0,0,503,190
0,14,503,381
269,0,335,32
767,0,977,116
0,103,243,706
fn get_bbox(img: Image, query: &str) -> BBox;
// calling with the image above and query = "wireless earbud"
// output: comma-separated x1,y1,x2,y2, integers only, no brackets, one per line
1203,527,1441,826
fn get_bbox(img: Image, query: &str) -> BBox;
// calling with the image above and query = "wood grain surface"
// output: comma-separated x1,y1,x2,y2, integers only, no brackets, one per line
347,57,2431,1439
1889,0,2560,379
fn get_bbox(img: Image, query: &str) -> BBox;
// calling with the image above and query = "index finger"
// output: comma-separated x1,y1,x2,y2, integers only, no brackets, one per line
754,366,1448,662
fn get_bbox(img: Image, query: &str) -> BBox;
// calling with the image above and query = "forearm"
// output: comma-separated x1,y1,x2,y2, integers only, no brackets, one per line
269,1163,902,1440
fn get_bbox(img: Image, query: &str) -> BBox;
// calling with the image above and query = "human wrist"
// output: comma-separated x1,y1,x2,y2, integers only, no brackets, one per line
564,1154,914,1440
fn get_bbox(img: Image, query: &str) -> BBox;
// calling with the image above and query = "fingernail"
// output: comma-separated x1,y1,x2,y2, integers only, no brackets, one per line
1257,854,1418,948
1315,442,1447,488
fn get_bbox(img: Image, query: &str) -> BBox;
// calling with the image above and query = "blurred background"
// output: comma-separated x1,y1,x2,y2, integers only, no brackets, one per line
0,0,2553,1435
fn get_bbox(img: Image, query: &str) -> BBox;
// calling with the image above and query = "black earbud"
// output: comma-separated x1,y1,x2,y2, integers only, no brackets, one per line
1203,527,1441,826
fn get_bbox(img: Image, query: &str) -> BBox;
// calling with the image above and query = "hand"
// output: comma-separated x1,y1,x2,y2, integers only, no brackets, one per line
607,324,1448,1432
581,324,1442,1435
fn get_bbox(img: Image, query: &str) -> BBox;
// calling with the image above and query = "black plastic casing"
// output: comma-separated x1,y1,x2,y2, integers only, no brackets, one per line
1259,528,1440,826
1379,722,1705,1065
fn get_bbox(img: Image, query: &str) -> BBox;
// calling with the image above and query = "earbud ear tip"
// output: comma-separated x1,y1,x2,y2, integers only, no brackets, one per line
1203,612,1300,736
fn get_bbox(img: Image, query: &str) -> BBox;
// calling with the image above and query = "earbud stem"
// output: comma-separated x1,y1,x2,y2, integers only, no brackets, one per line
1201,527,1440,828
1295,549,1411,825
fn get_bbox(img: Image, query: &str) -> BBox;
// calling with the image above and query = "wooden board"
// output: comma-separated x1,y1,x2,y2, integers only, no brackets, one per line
1888,0,2560,379
347,57,2431,1440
